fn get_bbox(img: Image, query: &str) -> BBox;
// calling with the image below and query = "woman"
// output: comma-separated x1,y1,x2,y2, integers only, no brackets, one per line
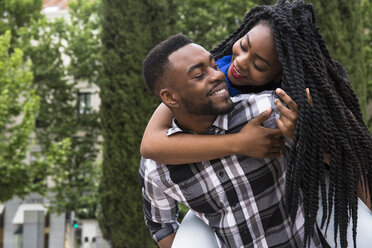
141,1,371,247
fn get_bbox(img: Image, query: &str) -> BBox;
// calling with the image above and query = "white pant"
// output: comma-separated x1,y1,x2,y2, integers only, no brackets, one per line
172,211,218,248
172,198,372,248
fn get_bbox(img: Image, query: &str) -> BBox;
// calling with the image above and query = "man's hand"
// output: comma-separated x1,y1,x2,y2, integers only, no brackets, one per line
234,108,284,158
275,88,298,139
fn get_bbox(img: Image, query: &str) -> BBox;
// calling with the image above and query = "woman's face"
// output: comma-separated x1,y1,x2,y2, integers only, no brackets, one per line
227,23,282,86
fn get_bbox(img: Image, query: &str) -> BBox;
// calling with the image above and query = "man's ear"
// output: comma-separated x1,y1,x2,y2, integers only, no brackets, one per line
160,88,180,108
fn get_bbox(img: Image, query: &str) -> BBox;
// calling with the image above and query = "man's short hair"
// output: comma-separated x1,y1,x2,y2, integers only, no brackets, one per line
142,34,193,97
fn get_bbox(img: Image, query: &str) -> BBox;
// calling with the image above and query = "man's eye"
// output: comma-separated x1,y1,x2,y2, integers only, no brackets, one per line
212,64,219,71
195,72,205,79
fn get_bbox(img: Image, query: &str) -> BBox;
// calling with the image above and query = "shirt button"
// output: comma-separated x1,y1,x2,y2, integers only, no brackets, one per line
219,171,224,177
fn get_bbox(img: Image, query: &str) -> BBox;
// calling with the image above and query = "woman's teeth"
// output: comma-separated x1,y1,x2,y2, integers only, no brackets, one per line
212,89,226,96
234,66,242,76
231,64,245,79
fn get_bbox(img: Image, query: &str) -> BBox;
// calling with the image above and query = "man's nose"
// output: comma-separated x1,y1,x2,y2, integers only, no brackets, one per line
209,67,225,83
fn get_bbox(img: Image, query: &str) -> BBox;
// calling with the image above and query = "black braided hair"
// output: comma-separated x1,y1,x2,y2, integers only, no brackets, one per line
211,0,372,247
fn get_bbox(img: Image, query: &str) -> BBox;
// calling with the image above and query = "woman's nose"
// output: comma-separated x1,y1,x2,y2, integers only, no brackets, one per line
235,54,249,71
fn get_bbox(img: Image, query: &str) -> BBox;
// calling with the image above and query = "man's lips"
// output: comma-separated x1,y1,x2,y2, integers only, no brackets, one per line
230,64,246,79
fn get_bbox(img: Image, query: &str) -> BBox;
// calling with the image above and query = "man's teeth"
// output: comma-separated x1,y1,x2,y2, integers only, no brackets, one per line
212,89,226,96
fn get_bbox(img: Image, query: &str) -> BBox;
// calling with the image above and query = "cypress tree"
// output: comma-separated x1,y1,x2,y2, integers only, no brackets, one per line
308,0,367,116
98,0,175,247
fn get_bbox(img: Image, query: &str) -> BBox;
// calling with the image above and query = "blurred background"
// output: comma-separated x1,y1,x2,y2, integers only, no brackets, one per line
0,0,370,247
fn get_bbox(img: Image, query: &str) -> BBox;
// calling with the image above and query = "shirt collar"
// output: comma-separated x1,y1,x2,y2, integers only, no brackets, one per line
166,112,230,136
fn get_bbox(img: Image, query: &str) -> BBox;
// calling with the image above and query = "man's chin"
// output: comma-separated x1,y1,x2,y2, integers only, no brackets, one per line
182,97,233,116
212,99,233,115
216,102,234,115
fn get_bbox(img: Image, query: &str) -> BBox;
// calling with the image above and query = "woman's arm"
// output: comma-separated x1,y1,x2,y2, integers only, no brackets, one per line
140,103,286,164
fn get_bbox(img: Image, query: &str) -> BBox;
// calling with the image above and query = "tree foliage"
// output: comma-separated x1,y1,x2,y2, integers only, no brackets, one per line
0,31,40,201
0,0,42,46
16,0,101,218
175,0,256,50
361,0,372,131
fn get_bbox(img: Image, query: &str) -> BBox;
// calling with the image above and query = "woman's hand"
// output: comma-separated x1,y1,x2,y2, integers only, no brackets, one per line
275,88,298,139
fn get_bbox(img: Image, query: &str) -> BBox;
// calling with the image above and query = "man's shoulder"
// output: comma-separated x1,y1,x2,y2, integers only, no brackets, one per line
230,90,276,107
225,91,277,130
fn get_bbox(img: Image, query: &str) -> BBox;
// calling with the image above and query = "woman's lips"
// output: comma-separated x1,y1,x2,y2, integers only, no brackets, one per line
230,64,246,79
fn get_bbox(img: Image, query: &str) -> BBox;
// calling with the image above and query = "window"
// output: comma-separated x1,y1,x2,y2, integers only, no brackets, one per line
78,92,92,114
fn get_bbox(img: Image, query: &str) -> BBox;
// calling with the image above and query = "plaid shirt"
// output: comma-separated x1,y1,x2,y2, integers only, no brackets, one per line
139,91,323,248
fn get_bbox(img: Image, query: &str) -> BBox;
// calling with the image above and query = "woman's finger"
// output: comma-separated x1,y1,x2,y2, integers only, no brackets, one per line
306,88,314,107
275,99,296,120
275,88,298,112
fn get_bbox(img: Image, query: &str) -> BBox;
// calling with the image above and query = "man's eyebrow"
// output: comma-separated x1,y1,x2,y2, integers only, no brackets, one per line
187,62,204,74
246,33,270,67
187,54,214,74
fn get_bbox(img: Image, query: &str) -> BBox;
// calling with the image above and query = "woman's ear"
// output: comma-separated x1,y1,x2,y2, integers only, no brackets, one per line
160,88,180,108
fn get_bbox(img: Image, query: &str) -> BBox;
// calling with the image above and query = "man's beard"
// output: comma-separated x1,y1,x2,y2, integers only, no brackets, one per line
181,97,233,116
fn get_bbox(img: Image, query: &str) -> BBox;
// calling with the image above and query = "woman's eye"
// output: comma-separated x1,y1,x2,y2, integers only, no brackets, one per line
254,62,264,72
212,64,219,71
240,40,248,52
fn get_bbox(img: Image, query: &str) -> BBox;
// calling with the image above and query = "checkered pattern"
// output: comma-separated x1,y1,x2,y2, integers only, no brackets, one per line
139,91,323,247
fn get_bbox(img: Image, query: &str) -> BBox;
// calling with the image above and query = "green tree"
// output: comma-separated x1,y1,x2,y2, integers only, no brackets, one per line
98,0,175,247
309,0,367,117
0,0,42,45
0,31,40,201
17,0,101,218
0,0,101,212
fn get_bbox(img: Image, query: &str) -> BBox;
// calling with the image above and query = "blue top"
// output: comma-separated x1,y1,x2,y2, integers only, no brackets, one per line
216,55,279,96
216,55,241,97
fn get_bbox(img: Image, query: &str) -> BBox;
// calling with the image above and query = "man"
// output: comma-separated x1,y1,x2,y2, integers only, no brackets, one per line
139,34,324,248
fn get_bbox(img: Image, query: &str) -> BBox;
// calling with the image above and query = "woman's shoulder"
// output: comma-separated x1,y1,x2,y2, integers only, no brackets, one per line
216,55,232,67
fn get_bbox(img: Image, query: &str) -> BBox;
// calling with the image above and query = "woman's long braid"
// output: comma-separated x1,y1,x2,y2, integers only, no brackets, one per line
211,1,372,247
272,6,329,243
300,15,357,246
302,24,331,234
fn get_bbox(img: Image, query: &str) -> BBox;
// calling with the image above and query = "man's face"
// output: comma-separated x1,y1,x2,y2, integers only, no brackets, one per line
167,43,233,115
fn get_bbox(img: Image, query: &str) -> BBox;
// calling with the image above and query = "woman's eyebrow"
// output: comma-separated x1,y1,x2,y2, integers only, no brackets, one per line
246,33,270,67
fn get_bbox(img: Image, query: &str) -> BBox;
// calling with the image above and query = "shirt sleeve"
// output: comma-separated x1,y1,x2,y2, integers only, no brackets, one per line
139,159,180,243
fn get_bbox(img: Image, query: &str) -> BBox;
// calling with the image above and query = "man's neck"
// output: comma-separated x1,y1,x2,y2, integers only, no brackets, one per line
174,113,217,134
